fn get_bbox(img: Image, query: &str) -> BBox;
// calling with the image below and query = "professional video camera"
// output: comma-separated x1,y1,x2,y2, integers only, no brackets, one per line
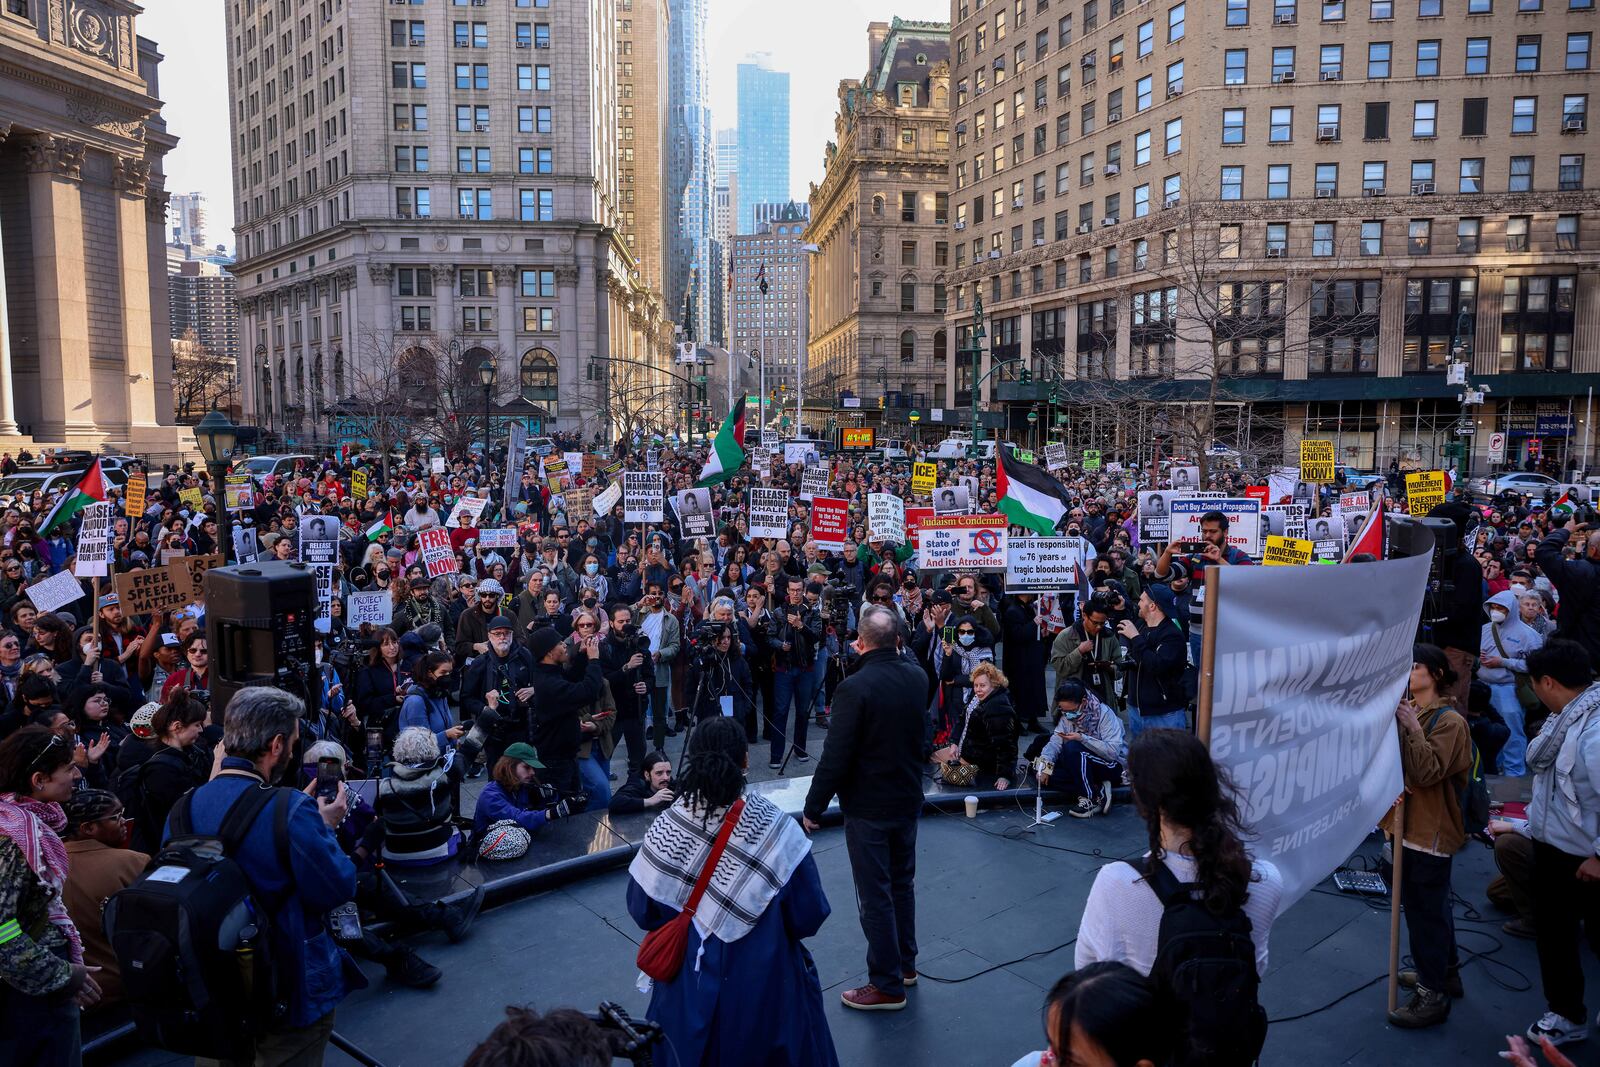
819,576,855,627
687,620,730,668
585,1001,663,1066
454,702,502,765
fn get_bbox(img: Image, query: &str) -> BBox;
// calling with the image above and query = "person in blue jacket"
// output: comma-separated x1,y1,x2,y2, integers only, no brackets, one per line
1115,584,1191,738
163,685,365,1059
397,651,463,751
471,742,575,839
627,716,838,1067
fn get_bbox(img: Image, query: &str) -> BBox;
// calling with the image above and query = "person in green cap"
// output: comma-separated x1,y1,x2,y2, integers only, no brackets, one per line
471,742,575,840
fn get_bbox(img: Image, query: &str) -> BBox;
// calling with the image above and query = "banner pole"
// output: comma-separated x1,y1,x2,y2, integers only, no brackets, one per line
1195,564,1221,744
90,576,100,651
1386,795,1407,1014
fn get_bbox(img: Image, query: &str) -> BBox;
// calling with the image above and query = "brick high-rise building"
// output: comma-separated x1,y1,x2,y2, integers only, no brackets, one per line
730,202,812,433
946,0,1599,470
226,0,671,445
169,259,241,371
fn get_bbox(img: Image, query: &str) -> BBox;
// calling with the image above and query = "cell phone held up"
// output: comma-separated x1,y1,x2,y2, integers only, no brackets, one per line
315,756,343,801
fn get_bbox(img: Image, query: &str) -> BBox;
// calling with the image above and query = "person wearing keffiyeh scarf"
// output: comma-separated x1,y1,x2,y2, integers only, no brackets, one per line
0,725,96,1067
1038,679,1128,817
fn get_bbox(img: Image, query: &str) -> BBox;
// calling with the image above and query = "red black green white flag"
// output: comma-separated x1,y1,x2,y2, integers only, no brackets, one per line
39,461,108,536
696,396,748,488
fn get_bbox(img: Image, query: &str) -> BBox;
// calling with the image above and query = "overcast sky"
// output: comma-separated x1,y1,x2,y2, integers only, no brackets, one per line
139,0,950,245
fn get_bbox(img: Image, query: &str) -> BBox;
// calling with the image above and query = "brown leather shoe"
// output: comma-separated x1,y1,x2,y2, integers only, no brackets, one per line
841,984,907,1011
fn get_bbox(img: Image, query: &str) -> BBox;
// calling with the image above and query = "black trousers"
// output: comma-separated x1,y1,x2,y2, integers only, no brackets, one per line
0,979,81,1067
1533,839,1600,1022
614,710,647,774
1399,847,1457,991
844,815,919,998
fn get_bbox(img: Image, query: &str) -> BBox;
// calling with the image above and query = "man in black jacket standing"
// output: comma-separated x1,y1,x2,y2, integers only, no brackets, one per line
460,616,537,769
803,604,927,1013
527,626,603,801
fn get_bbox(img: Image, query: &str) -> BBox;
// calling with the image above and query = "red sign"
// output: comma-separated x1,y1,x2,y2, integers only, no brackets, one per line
417,527,458,578
1244,485,1270,507
810,496,850,551
841,428,876,449
905,506,934,548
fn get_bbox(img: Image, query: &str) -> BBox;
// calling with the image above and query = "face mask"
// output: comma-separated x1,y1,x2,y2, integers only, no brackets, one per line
1488,608,1508,623
958,633,976,648
585,562,599,575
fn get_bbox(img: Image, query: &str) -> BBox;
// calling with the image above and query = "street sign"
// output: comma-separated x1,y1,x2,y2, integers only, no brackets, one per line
1488,431,1507,463
1454,423,1476,437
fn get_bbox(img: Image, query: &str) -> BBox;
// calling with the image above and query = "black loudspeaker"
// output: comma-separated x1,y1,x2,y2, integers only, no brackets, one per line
1384,514,1444,562
205,561,321,721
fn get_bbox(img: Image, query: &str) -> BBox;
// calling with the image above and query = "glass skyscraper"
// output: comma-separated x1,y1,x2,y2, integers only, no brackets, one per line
735,58,790,234
667,0,713,343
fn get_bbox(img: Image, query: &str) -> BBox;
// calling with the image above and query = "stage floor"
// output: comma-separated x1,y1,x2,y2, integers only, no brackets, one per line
98,797,1586,1067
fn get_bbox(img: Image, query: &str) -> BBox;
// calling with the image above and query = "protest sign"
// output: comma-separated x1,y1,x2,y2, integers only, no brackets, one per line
645,450,659,471
904,506,934,548
623,472,664,523
564,486,593,523
1299,440,1337,483
917,514,1008,571
1304,514,1345,560
1169,498,1262,556
1137,491,1173,543
1244,485,1270,508
178,487,204,511
809,497,850,551
347,590,394,628
1005,537,1083,592
1169,465,1200,492
123,475,148,519
868,493,906,544
430,457,447,475
1264,504,1308,540
181,553,225,598
115,564,192,615
1262,536,1314,566
446,496,489,529
1267,466,1302,506
1338,491,1372,514
351,469,369,501
25,570,86,614
911,462,937,496
232,525,257,564
1082,450,1102,471
592,480,622,517
477,527,518,549
297,516,340,630
747,487,790,539
542,455,569,482
417,527,457,578
785,442,822,466
563,451,584,476
73,502,113,578
752,451,772,480
1203,552,1428,909
601,457,624,477
505,422,528,496
799,465,829,502
1044,443,1069,472
676,488,715,538
582,454,598,478
933,484,971,516
1405,471,1446,516
225,474,254,512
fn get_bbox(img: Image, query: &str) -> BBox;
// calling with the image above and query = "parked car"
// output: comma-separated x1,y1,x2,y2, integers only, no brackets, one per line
1337,466,1386,490
880,438,911,461
236,453,316,487
0,466,129,507
1467,471,1594,504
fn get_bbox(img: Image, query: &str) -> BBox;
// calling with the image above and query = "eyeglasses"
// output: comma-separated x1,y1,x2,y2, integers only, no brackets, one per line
575,621,597,631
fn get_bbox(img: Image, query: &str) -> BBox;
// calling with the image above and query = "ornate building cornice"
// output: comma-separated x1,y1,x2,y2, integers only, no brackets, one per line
21,134,85,180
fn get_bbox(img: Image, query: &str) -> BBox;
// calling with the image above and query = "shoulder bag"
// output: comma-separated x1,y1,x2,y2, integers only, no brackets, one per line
1490,623,1542,714
636,798,745,982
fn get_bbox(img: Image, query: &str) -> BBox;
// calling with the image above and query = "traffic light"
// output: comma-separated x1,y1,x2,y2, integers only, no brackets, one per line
1019,367,1032,384
878,394,886,409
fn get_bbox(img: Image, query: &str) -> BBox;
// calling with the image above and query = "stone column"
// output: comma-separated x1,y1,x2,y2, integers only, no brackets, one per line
1474,267,1505,377
24,136,93,441
1576,267,1600,375
1282,270,1311,381
1377,268,1407,379
494,264,517,391
556,264,581,429
366,263,394,351
0,124,20,435
432,264,457,347
114,155,158,430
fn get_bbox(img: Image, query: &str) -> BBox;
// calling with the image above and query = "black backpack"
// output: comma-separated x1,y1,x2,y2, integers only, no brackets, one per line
113,747,190,856
1137,860,1267,1067
105,782,293,1060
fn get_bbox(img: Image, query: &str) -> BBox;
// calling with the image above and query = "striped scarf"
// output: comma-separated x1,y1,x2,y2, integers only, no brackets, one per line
0,793,83,964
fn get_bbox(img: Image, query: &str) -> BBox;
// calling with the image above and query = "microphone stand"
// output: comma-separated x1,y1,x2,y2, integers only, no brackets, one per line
1023,758,1060,833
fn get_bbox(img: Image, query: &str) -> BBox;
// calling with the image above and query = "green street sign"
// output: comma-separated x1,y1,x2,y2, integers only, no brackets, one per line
1083,449,1103,471
1016,449,1036,464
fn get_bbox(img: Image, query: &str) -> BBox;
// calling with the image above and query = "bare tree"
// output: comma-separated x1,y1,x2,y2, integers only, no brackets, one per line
171,330,238,423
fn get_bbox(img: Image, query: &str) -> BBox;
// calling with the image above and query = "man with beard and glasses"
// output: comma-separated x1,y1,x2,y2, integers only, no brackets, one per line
460,617,537,769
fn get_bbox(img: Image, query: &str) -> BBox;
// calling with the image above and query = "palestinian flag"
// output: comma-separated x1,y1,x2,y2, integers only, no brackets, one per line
38,461,107,536
696,396,747,488
1342,498,1385,562
1551,490,1575,518
366,510,395,541
998,445,1072,535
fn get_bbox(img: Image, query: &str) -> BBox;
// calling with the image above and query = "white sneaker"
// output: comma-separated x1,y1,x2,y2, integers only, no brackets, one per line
1528,1011,1590,1047
1097,780,1114,815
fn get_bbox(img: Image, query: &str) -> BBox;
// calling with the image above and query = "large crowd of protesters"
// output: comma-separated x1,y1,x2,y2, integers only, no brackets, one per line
0,430,1594,1066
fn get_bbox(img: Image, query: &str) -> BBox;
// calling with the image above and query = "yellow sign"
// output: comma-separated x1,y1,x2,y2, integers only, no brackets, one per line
912,462,937,496
1406,470,1447,516
351,469,369,500
841,428,876,449
1262,535,1314,566
123,475,147,519
1299,440,1337,483
178,487,204,511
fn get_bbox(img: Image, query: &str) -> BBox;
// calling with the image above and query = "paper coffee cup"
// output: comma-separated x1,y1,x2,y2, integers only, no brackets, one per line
964,795,979,818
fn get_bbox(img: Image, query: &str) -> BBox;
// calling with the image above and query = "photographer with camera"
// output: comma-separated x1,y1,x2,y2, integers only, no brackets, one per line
684,620,754,726
459,616,538,771
351,628,408,760
600,604,652,774
1050,591,1124,708
528,625,605,802
738,586,776,745
767,580,824,770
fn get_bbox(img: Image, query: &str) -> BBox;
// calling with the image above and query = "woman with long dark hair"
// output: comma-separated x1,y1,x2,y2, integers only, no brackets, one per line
626,717,838,1067
1009,961,1176,1067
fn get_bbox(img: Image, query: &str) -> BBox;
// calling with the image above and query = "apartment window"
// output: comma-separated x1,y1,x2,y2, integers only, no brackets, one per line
394,145,429,172
1457,218,1481,253
1361,219,1383,254
1365,101,1389,140
900,281,916,312
520,269,556,298
1220,225,1241,259
1569,33,1592,70
1412,101,1437,138
1270,107,1293,143
1465,38,1490,75
1273,47,1295,81
1560,154,1585,190
1416,39,1439,77
536,106,552,133
396,267,433,297
535,65,551,90
1221,166,1244,200
1163,173,1181,205
1462,97,1488,138
399,306,432,332
1222,108,1246,145
1510,155,1534,191
1368,42,1391,78
454,63,489,90
1138,20,1154,57
1407,219,1432,254
1363,161,1388,192
1313,221,1336,256
455,104,490,132
456,147,491,173
1135,182,1153,214
1516,36,1542,72
1565,94,1589,128
1323,0,1345,19
1135,129,1151,166
1316,162,1338,195
936,192,949,224
518,188,554,221
1555,214,1580,250
1166,60,1183,93
1468,0,1492,9
396,187,431,218
1371,0,1393,15
901,240,918,266
1457,158,1483,194
457,188,491,219
393,103,427,131
1507,215,1530,251
900,191,917,223
1225,49,1248,85
1226,0,1249,24
1164,117,1182,154
1264,223,1288,255
1418,0,1441,13
1268,164,1291,198
1321,44,1343,78
1136,76,1153,111
1169,2,1186,40
1513,97,1537,134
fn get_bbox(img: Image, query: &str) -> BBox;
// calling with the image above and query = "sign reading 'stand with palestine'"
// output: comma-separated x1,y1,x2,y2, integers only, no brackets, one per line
1299,440,1337,483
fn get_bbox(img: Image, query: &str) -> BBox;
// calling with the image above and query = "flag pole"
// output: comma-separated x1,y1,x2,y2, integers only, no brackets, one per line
1195,563,1220,744
1387,796,1407,1013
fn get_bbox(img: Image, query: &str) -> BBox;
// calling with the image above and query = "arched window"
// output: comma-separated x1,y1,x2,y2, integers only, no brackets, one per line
311,354,325,410
933,328,948,359
260,367,273,419
872,195,884,216
398,347,435,395
461,346,496,391
900,330,917,362
333,348,345,397
520,348,558,404
293,357,305,407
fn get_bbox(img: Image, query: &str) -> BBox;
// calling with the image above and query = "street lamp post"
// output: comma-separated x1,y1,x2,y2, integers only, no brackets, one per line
253,344,268,437
193,408,239,563
477,357,495,460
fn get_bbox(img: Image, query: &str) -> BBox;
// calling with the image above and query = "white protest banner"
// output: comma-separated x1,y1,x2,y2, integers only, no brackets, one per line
1204,552,1428,910
445,496,490,529
1267,466,1301,506
799,464,829,502
785,442,821,466
417,527,458,578
592,480,622,517
233,525,258,564
1264,504,1307,540
25,569,86,614
1137,491,1173,544
73,502,113,578
676,488,715,538
752,451,772,480
477,527,518,549
563,451,584,477
430,456,446,475
747,487,789,539
1005,536,1083,592
347,590,394,628
917,514,1008,571
932,484,971,516
297,514,341,631
1169,465,1201,492
623,471,664,523
1303,514,1346,561
1044,443,1070,472
505,422,529,498
867,493,905,544
1168,497,1263,557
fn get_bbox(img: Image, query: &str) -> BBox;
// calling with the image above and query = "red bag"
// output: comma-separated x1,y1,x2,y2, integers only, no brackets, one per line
636,799,745,982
